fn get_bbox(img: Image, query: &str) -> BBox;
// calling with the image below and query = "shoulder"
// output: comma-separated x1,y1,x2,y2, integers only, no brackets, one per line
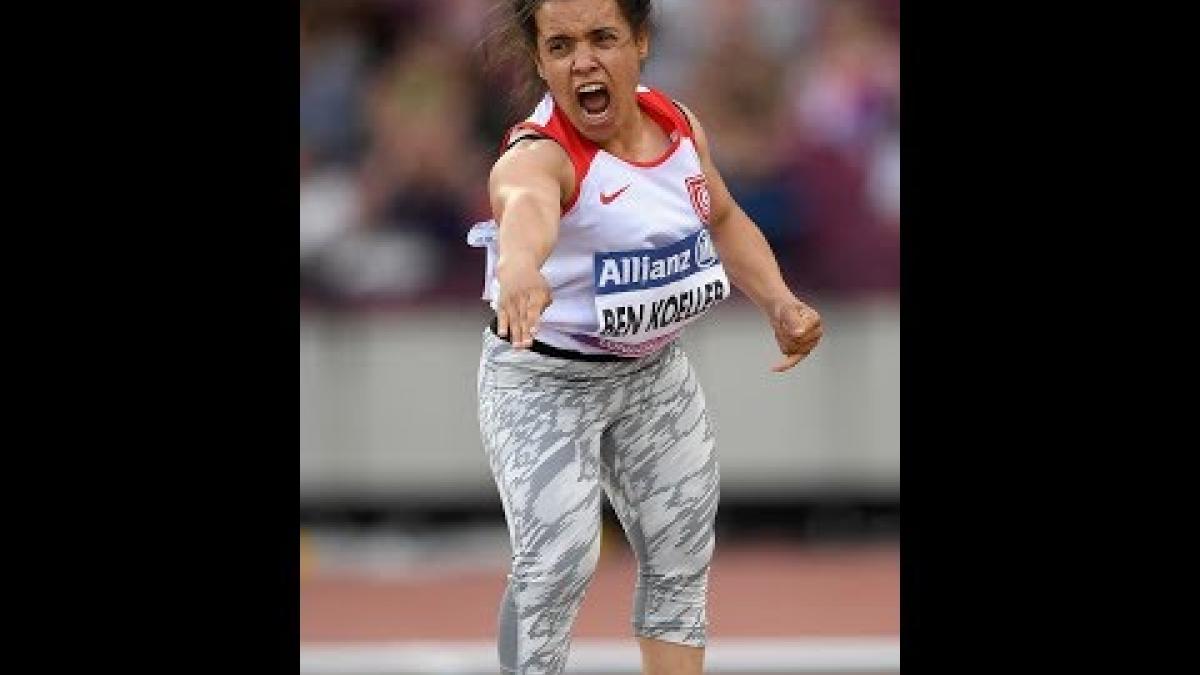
634,86,698,140
665,98,712,159
489,133,576,211
490,135,572,184
667,97,698,131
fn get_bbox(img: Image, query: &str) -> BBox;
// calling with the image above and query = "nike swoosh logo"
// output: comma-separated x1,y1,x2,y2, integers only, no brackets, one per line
600,184,631,205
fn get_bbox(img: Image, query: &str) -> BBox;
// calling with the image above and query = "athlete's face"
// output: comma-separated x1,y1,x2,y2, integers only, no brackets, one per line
533,0,649,144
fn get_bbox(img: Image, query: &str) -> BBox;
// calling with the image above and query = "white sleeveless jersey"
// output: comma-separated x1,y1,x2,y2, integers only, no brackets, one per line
467,86,729,357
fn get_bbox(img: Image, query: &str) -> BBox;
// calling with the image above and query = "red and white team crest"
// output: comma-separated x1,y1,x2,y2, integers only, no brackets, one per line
685,175,711,224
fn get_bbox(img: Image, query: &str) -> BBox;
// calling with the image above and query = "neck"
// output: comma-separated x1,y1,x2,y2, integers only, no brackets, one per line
598,107,657,161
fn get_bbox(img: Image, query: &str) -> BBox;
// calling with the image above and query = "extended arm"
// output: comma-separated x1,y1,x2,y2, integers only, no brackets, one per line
488,137,575,349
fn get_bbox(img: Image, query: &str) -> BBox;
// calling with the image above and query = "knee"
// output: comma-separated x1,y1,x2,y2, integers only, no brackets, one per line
631,537,713,641
637,541,713,611
638,562,710,599
511,534,602,601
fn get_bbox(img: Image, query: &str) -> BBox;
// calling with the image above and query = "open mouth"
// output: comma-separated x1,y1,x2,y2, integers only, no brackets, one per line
576,82,611,122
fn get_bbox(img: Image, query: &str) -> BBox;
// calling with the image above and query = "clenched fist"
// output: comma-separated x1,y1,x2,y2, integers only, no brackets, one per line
768,298,823,372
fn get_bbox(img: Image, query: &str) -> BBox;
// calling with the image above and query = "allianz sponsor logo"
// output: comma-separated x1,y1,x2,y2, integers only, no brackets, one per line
597,248,692,289
596,230,719,291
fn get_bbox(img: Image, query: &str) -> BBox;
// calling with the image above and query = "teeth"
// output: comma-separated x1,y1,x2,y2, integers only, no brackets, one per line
578,83,605,94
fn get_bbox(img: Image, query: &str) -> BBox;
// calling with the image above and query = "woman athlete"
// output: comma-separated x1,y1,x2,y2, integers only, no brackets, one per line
469,1,823,672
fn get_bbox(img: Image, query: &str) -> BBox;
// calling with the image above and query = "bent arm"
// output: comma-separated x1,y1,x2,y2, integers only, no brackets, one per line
677,102,823,371
678,104,796,316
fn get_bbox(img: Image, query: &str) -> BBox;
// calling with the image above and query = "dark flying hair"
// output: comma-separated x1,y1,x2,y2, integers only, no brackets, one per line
480,0,656,122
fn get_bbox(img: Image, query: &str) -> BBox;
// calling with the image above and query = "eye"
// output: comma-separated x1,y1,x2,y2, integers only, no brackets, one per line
546,39,569,55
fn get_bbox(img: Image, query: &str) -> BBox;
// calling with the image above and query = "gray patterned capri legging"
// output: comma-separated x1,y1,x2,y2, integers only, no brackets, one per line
477,328,720,674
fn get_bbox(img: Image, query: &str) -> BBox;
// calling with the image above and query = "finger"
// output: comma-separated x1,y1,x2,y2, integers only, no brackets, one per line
510,295,527,348
522,293,541,343
496,304,510,338
791,309,821,335
785,320,822,348
517,294,536,349
771,351,806,373
791,319,817,339
505,297,527,348
793,327,822,350
790,330,822,354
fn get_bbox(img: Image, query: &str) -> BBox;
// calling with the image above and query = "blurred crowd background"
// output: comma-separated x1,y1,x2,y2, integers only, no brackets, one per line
300,0,899,308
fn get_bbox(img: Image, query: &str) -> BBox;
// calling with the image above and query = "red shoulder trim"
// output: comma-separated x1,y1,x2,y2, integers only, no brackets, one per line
637,88,694,141
500,99,599,215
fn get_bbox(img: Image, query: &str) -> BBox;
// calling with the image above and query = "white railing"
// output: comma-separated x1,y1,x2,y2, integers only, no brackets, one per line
300,637,901,674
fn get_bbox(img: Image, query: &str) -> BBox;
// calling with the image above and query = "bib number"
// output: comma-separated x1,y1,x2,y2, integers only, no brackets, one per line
592,229,728,346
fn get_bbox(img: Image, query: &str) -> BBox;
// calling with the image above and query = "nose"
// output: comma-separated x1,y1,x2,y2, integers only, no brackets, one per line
571,42,599,74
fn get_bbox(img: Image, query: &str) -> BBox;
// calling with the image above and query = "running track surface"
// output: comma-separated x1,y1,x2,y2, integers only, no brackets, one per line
302,540,898,643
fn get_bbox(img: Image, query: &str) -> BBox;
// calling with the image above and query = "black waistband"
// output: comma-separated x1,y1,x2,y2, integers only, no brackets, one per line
489,317,636,363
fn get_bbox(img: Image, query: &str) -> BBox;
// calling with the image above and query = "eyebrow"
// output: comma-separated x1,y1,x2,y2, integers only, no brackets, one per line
543,26,619,44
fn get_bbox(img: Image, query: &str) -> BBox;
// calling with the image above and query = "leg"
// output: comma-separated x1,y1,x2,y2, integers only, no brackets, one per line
637,637,705,675
478,338,626,674
600,346,720,675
